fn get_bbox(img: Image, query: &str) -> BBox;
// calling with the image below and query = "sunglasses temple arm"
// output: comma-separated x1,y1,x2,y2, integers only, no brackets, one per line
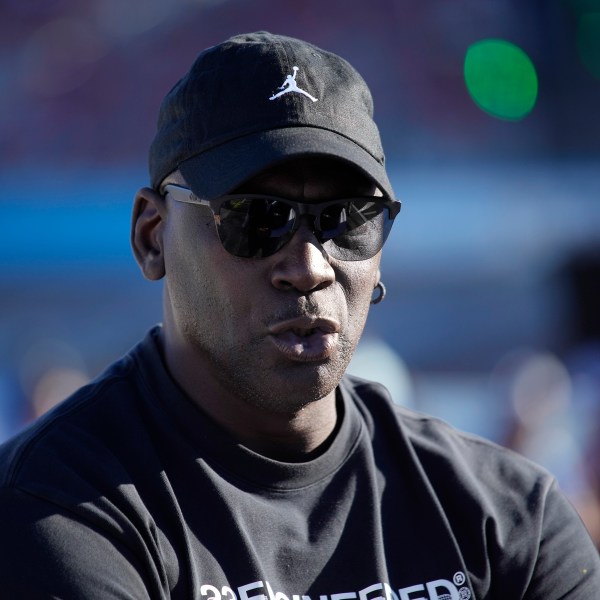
163,185,213,209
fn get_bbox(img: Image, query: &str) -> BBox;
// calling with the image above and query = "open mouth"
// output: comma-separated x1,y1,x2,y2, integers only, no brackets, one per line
291,327,318,337
268,318,340,362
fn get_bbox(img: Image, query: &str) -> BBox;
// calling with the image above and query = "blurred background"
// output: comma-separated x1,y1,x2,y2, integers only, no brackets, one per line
1,0,600,543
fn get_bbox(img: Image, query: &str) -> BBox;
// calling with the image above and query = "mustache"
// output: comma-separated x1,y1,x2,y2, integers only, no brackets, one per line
266,295,331,323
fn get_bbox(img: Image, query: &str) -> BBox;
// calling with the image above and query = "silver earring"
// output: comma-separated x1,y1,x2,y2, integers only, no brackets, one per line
371,281,386,305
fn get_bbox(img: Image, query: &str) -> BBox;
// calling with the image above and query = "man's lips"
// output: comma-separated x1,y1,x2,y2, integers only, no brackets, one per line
267,317,340,362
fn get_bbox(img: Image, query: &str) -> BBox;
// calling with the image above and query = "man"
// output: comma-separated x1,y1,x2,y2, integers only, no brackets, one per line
0,31,598,599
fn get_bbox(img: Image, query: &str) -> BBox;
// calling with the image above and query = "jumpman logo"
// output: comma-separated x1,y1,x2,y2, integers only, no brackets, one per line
269,66,318,102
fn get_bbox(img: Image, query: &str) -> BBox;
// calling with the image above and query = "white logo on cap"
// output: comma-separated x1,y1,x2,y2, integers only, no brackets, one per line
269,66,318,102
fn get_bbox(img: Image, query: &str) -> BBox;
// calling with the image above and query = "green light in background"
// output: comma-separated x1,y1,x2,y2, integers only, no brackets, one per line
577,12,600,79
464,39,538,121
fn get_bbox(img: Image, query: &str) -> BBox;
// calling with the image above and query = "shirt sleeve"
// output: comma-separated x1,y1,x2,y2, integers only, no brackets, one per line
523,478,600,599
0,487,156,599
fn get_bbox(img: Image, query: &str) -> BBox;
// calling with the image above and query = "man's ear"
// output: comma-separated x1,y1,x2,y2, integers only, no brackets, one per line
131,187,166,281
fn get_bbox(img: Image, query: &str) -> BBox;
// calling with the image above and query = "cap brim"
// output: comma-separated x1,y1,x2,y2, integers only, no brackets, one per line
178,127,394,200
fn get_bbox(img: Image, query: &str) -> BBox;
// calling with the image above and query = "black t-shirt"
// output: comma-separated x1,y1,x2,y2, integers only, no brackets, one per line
0,327,598,599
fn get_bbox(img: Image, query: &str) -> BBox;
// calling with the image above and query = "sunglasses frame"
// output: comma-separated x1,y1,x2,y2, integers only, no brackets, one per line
163,184,401,259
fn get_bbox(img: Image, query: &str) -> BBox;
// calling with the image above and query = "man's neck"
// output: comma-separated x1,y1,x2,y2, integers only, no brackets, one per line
159,327,340,462
221,397,341,462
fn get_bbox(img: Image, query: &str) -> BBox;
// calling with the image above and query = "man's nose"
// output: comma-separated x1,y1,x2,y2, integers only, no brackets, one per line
269,224,335,293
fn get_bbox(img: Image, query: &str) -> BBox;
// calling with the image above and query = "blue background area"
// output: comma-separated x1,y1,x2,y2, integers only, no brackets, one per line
1,171,139,268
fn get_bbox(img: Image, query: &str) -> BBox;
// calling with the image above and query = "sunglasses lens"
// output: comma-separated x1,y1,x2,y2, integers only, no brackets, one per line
215,196,393,260
321,200,391,261
217,198,297,258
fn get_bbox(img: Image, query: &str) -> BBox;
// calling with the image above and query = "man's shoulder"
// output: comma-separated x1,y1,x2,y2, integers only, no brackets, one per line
342,373,554,492
0,343,145,503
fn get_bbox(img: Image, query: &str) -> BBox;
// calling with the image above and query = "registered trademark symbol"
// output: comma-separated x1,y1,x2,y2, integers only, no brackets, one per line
453,571,466,586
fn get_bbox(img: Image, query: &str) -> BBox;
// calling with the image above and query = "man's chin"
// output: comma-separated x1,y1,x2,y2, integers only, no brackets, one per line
238,363,344,415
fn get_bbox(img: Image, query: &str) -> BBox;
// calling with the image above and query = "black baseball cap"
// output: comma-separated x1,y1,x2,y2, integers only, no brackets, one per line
149,32,394,199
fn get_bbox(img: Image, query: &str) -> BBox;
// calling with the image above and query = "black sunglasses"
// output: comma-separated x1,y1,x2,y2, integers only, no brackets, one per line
163,184,401,261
